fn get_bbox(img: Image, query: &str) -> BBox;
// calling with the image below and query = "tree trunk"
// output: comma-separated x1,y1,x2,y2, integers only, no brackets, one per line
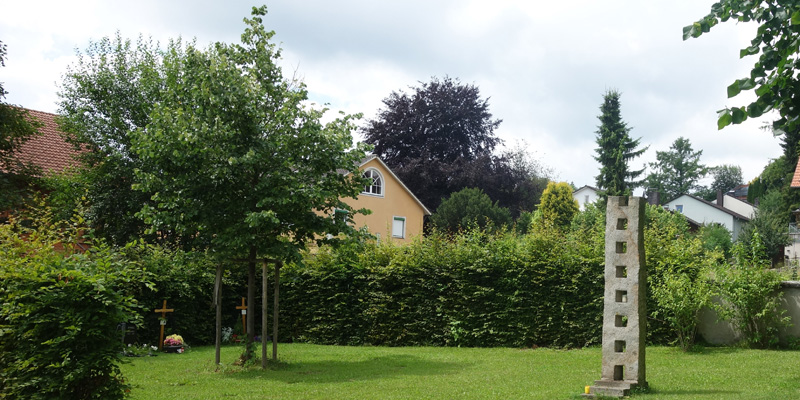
261,261,268,368
246,247,256,361
273,261,281,361
214,264,222,365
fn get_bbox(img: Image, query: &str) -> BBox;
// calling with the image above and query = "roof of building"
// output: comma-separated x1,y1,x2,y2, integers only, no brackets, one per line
573,185,599,193
792,158,800,188
728,184,749,199
12,109,80,175
667,193,751,222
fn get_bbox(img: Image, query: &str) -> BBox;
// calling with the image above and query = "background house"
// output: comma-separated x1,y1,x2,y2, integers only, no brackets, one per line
664,193,751,240
572,185,599,211
341,155,431,242
712,193,756,219
1,109,80,220
8,109,80,175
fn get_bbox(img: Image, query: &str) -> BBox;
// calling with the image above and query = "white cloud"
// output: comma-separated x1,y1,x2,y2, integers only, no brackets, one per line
0,0,785,189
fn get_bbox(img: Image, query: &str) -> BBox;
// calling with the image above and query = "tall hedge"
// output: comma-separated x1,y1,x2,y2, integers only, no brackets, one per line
281,228,605,348
121,245,249,346
279,204,716,348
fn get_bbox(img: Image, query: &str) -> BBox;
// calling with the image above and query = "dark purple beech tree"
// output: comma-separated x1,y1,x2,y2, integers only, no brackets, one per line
363,76,548,216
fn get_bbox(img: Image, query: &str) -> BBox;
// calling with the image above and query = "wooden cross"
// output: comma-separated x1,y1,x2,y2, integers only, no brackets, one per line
236,297,247,334
154,300,174,350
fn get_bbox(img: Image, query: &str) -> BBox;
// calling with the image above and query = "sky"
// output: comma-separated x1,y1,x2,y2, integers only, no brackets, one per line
0,1,785,192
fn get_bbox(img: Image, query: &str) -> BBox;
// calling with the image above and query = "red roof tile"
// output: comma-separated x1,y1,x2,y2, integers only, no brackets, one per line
13,109,81,175
792,157,800,189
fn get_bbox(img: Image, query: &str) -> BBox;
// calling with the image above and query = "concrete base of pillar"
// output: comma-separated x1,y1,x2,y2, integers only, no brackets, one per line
582,379,647,398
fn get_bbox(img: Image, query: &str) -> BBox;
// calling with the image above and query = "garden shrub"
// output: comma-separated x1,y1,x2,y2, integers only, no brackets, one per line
0,211,144,400
651,268,712,351
643,204,715,345
712,233,790,348
278,203,755,349
429,187,512,233
698,223,732,258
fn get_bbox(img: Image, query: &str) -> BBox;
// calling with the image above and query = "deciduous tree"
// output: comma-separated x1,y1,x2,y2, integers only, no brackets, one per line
593,90,647,197
710,164,744,195
130,6,370,358
58,34,168,245
686,1,800,135
645,137,708,203
363,77,546,213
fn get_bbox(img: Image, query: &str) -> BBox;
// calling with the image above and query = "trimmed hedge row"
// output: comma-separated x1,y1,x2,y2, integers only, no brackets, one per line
278,205,703,348
122,245,249,346
280,229,606,348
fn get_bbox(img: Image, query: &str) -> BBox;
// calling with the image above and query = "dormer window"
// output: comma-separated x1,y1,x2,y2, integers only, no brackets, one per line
363,168,383,196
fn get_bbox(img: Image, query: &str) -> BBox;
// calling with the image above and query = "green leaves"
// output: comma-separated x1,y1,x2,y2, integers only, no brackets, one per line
740,44,761,58
716,106,748,130
727,77,756,97
0,211,145,399
717,108,733,130
129,7,369,261
688,2,800,132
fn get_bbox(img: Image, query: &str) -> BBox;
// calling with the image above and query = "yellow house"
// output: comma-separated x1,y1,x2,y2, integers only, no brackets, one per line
341,155,431,242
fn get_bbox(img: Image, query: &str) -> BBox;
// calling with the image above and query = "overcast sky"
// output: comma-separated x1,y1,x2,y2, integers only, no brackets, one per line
1,1,784,191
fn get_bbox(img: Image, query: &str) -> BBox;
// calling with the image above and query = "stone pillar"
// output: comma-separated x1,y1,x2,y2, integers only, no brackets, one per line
585,196,647,398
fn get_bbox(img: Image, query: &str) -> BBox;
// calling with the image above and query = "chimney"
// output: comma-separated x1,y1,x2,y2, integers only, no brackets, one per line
716,189,724,207
646,190,660,206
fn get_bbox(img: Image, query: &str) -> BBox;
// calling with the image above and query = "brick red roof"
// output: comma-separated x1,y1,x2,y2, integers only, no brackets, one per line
792,157,800,189
13,109,81,175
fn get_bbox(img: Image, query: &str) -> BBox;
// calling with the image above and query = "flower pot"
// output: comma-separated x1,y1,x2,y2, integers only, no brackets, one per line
163,345,184,353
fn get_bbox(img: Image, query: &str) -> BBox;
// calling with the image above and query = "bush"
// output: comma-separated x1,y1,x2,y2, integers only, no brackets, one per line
0,211,144,399
537,181,579,229
712,233,790,348
698,223,732,258
651,269,712,351
430,187,512,233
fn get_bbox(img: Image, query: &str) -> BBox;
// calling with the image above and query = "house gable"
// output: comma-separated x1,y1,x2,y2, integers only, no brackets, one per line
665,194,750,240
714,194,756,219
341,156,430,242
573,185,599,211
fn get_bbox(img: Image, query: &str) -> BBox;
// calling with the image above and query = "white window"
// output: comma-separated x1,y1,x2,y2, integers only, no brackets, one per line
334,208,348,223
362,168,383,196
392,216,406,238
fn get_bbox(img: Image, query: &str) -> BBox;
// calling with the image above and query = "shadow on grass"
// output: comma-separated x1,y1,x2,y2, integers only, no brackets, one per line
646,388,741,396
223,354,465,384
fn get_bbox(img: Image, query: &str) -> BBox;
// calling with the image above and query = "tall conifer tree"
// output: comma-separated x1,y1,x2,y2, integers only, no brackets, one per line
593,90,647,196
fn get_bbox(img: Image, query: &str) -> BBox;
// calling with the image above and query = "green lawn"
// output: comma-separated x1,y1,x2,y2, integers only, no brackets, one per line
120,344,799,399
